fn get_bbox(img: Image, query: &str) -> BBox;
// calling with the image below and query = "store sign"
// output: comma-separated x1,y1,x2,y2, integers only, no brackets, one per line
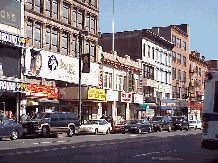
25,84,58,98
98,66,103,88
133,94,143,104
106,90,118,101
0,0,21,28
0,30,28,48
25,48,98,86
121,92,132,103
0,80,26,93
88,87,106,101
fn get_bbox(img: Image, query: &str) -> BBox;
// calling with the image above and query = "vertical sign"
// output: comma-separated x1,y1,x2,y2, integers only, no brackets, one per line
98,66,103,88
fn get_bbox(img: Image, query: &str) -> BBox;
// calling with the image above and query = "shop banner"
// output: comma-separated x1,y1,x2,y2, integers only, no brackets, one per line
25,84,59,98
106,90,118,101
0,80,26,93
121,92,132,103
88,87,106,101
25,48,99,86
133,94,143,104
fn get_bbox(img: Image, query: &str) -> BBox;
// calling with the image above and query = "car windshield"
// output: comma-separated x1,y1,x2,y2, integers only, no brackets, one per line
189,120,197,123
84,120,99,124
32,113,48,120
127,120,140,124
152,117,162,121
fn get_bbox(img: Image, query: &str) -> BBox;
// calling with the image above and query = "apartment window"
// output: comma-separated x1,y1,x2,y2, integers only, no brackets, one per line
86,13,90,32
183,71,186,83
143,65,147,78
62,2,69,24
62,32,68,55
34,22,41,48
72,7,77,27
172,86,176,98
156,49,158,62
172,67,176,79
118,76,123,91
45,0,51,17
152,47,155,60
150,68,154,80
183,41,186,51
196,66,198,74
168,54,171,66
199,68,201,76
45,26,51,51
143,44,146,57
177,69,181,81
52,0,58,20
27,0,33,10
172,51,176,62
148,46,150,58
109,73,112,89
71,35,76,57
103,72,112,89
160,51,162,64
35,0,41,13
156,68,159,81
51,28,58,52
165,72,167,83
183,56,186,67
177,54,181,64
115,75,118,90
27,19,33,46
177,38,181,48
90,15,96,34
91,0,96,7
165,53,167,65
85,40,90,54
172,35,176,44
77,36,80,57
78,9,84,30
90,42,95,62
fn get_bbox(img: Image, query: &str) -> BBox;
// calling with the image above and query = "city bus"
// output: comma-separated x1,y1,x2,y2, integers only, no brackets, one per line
202,69,218,150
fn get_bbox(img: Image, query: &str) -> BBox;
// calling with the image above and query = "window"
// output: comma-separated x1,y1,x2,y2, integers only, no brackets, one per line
172,67,176,79
172,35,176,44
45,0,51,17
177,54,181,64
115,75,118,90
27,19,33,46
90,42,95,62
183,56,186,67
91,0,96,7
195,66,198,74
165,53,167,65
45,26,51,51
35,0,41,13
177,69,181,81
199,68,201,76
160,50,162,63
51,28,58,52
172,86,176,98
183,41,186,51
156,49,158,62
62,2,69,24
103,72,112,89
165,72,167,83
148,46,150,58
52,0,58,20
152,47,154,60
177,38,181,48
34,22,41,48
143,44,146,57
172,51,176,62
78,9,84,30
72,7,77,27
168,54,171,66
118,76,123,91
71,35,76,57
86,13,90,32
183,71,186,82
27,0,33,10
62,32,68,55
86,40,90,54
156,68,159,81
90,15,96,34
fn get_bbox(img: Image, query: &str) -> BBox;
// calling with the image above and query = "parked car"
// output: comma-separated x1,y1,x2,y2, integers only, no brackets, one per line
189,120,202,130
110,120,129,134
121,119,153,134
172,116,189,131
0,117,23,140
77,119,112,135
21,112,80,137
151,116,172,132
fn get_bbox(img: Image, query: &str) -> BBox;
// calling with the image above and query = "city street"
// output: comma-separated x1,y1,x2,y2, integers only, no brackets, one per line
0,130,217,163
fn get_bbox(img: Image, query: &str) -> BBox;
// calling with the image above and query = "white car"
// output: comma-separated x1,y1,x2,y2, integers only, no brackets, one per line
77,119,112,135
189,120,202,130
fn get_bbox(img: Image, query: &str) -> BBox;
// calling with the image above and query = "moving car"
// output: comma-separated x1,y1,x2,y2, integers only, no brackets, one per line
0,117,23,140
121,119,153,134
189,120,202,130
110,120,129,134
77,119,112,135
21,112,80,137
151,116,172,132
172,116,189,131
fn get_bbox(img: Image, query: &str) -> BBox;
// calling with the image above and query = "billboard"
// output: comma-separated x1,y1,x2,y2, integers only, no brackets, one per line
0,0,21,28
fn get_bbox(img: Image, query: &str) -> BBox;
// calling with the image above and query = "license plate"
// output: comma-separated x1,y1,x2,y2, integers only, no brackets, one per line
125,129,128,131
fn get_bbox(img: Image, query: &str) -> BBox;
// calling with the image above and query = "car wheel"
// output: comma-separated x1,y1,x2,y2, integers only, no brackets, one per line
195,126,197,130
68,127,74,137
186,127,189,131
106,128,110,134
138,128,142,134
159,127,162,132
95,129,98,135
11,130,18,140
148,127,152,133
42,127,49,138
168,126,172,132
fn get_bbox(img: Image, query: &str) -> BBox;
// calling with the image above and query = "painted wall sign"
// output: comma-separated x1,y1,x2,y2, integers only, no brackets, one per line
121,92,132,103
25,84,59,98
88,87,106,101
0,0,21,28
0,80,26,93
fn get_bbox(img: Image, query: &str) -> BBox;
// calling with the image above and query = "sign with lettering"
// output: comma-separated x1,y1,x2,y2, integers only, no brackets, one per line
25,84,59,98
0,80,26,93
121,92,132,103
0,0,21,28
98,66,103,88
88,87,106,101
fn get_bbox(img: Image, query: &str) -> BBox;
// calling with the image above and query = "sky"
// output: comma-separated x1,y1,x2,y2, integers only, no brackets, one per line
99,0,218,61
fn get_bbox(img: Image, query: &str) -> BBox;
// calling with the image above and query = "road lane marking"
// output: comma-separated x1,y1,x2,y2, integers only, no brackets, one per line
41,142,51,144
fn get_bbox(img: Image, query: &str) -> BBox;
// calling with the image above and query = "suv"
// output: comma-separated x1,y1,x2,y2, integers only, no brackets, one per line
21,112,80,137
172,116,189,131
151,116,172,132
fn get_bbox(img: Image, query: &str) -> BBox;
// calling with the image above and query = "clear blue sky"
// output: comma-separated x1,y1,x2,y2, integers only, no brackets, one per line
99,0,218,61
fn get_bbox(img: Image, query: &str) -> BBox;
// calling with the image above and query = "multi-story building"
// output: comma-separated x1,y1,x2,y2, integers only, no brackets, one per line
23,0,100,118
98,29,174,116
189,51,209,120
207,60,218,70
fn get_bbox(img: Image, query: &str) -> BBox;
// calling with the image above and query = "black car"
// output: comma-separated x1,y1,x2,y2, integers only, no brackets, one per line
21,112,80,137
171,116,189,131
0,117,23,140
151,116,172,132
121,119,153,134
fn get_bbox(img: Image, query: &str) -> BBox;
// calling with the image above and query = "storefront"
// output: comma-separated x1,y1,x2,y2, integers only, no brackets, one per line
130,94,143,119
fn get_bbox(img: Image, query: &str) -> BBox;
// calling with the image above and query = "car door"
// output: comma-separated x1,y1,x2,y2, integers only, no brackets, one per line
2,118,13,136
0,119,4,137
50,113,60,132
99,120,106,132
58,113,68,132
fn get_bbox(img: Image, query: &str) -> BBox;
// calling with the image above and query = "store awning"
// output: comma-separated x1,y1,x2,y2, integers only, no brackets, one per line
137,103,157,111
161,99,177,103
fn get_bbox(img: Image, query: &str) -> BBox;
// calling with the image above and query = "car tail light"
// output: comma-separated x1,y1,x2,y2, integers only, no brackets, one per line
203,124,208,128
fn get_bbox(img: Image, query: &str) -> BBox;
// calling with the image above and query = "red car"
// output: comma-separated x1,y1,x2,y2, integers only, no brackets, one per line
110,120,129,134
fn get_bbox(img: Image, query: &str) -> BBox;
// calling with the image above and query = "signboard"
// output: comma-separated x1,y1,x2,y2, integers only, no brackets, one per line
88,87,106,101
0,0,21,28
25,84,59,98
0,80,26,93
106,90,118,101
121,92,132,103
98,65,103,88
133,94,143,104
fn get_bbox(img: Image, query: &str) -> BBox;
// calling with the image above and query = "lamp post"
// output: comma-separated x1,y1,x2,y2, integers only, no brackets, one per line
78,32,82,125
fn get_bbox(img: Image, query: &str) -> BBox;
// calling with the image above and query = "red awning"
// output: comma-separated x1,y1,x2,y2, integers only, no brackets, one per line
188,102,202,111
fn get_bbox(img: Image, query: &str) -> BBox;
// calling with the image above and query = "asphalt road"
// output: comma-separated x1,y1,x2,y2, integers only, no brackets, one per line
0,130,217,163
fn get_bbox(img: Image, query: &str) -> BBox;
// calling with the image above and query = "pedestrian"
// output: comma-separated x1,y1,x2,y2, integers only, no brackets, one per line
20,114,26,123
26,113,31,121
100,114,106,119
